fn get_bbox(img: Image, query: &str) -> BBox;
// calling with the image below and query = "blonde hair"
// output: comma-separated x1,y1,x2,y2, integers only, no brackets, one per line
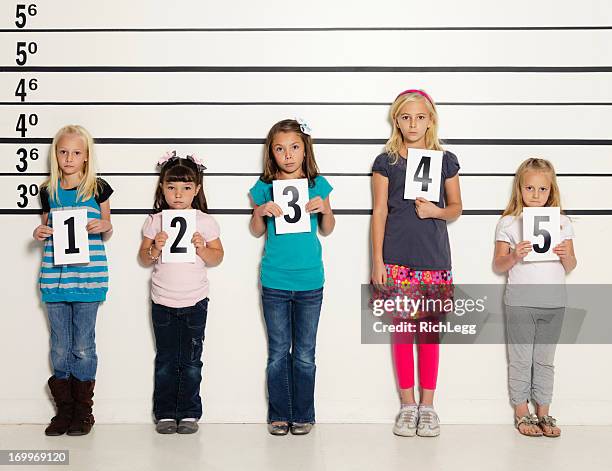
502,158,562,217
384,91,444,165
43,125,98,204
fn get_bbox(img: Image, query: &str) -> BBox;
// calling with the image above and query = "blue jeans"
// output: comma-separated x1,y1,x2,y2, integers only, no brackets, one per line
152,298,208,421
261,286,323,424
46,301,100,381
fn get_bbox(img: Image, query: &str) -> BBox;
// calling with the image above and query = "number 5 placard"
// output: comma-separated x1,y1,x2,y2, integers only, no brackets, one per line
273,178,310,234
523,207,561,262
162,210,196,263
52,209,90,265
404,148,443,202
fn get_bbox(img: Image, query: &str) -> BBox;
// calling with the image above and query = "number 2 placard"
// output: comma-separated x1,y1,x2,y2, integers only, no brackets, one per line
403,148,443,202
273,178,310,234
523,207,561,262
52,209,90,265
162,210,196,263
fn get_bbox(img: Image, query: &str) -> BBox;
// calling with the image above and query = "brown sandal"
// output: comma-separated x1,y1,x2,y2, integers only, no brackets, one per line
538,415,561,438
515,414,543,437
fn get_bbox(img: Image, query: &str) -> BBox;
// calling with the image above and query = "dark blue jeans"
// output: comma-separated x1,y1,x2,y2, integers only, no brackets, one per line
152,298,208,421
46,301,99,381
262,286,323,424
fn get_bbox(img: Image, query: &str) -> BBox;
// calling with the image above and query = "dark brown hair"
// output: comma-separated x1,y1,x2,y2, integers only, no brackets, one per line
153,158,208,213
261,119,319,186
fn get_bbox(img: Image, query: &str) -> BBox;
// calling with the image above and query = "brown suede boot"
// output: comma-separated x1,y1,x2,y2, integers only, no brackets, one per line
66,378,95,436
45,376,74,436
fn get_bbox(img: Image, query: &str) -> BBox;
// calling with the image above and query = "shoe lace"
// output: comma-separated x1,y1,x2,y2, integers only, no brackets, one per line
419,409,438,425
398,407,417,425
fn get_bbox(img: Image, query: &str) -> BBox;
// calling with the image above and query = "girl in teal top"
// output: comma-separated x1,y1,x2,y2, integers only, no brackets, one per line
249,119,335,436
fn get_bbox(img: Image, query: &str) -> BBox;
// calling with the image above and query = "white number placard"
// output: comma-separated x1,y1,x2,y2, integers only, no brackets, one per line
52,209,90,265
273,178,310,234
403,148,443,202
523,207,561,262
162,209,196,263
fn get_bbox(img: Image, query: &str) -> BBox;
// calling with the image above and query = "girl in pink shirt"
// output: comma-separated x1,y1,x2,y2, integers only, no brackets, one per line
138,152,224,435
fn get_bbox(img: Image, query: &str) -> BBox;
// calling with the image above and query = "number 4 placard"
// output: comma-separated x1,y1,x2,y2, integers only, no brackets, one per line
523,207,561,262
52,209,90,265
403,148,443,202
273,178,310,234
162,210,196,263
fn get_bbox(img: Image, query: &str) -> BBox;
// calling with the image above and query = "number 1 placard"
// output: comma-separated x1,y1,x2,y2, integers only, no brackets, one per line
403,148,443,202
523,207,561,262
52,209,90,265
273,178,310,234
162,210,196,263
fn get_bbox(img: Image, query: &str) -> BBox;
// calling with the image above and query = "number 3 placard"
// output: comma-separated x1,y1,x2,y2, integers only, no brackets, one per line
523,207,561,262
273,178,310,234
403,148,443,202
162,210,196,263
52,209,90,265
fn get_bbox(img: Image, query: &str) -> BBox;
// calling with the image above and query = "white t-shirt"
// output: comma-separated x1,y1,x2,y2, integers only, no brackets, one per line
495,213,574,307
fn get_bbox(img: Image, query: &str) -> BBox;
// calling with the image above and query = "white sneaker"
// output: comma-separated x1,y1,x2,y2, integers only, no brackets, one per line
393,404,419,437
417,405,440,437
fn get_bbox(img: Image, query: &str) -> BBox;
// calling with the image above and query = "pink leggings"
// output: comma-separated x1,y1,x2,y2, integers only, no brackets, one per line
392,325,439,390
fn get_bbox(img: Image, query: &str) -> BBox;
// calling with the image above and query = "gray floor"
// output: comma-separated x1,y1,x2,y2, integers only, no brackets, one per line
0,424,610,471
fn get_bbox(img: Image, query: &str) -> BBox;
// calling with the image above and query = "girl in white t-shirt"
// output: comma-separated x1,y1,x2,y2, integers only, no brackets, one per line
138,152,224,435
493,158,577,438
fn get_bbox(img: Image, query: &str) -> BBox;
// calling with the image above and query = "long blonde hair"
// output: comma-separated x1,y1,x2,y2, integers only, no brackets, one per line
43,125,98,204
503,158,562,217
384,90,444,165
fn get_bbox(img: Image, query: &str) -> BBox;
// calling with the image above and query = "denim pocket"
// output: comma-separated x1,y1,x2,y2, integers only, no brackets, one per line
186,300,208,330
152,304,172,327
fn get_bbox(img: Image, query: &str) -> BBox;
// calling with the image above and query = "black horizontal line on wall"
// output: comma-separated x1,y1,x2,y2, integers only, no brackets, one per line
2,26,611,32
2,138,611,146
2,101,612,106
2,209,611,216
2,66,612,73
2,173,612,178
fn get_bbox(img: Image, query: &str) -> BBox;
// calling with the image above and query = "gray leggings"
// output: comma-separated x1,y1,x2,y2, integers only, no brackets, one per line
505,305,565,406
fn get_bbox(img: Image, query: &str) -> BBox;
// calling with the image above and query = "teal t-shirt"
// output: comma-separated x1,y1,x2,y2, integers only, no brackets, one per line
249,175,333,291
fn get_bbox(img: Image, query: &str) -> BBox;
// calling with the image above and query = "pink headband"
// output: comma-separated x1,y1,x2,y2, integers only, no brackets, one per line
396,89,434,106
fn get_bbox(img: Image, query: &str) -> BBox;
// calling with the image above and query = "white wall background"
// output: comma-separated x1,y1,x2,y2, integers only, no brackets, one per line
1,0,611,424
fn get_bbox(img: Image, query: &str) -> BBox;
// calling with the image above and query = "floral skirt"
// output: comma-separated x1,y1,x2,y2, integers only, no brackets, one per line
371,263,454,320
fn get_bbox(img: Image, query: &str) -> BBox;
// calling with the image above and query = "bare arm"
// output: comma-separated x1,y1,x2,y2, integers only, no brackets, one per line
195,237,224,267
100,200,113,241
371,172,389,284
33,212,52,241
439,175,463,221
86,200,113,241
492,240,533,274
306,196,335,236
415,175,462,221
138,236,157,267
249,205,267,238
249,195,283,238
553,239,577,273
317,198,335,236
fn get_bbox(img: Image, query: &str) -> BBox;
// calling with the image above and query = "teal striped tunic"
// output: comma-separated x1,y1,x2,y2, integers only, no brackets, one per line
39,179,113,303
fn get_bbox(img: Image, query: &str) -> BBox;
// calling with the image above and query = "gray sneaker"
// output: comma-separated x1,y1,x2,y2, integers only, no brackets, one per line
393,404,419,437
155,419,177,434
417,406,440,437
177,419,199,434
290,423,313,435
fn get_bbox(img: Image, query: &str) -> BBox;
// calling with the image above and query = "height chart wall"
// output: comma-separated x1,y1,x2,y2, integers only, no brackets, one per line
1,0,611,424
